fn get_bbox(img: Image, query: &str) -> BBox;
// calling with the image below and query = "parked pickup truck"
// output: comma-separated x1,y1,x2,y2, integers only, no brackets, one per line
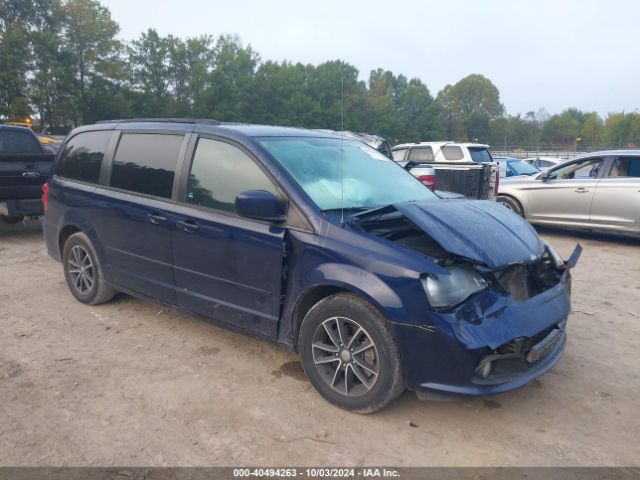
0,125,54,223
392,142,498,200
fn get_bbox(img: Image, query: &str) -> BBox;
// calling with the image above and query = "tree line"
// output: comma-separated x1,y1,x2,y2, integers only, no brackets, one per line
2,0,639,148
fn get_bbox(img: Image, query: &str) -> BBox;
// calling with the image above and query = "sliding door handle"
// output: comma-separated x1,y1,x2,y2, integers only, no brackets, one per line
176,219,200,232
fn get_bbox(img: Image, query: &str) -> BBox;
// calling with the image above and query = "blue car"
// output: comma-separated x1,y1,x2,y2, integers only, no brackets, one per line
43,120,581,412
493,156,541,178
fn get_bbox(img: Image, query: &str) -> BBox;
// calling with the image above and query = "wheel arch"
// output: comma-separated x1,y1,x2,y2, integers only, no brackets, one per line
58,224,82,257
56,220,112,282
289,278,399,352
498,193,526,216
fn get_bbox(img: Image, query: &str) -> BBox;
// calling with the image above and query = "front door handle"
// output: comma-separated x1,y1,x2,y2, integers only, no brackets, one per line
147,213,167,224
574,187,589,193
176,219,200,233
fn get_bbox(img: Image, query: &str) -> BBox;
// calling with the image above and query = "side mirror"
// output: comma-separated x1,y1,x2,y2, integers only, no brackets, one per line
235,190,285,222
540,170,551,181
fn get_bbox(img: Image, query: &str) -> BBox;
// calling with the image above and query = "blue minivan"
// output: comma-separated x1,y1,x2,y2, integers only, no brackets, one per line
43,119,581,412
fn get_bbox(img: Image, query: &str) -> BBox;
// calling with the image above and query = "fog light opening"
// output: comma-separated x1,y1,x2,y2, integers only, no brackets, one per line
476,356,493,378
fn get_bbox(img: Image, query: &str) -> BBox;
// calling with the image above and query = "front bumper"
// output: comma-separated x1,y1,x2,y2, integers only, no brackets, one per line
392,272,572,397
0,198,43,217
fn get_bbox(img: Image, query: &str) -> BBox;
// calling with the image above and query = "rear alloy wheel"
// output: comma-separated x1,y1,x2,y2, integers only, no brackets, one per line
299,293,404,413
497,195,524,217
62,232,116,305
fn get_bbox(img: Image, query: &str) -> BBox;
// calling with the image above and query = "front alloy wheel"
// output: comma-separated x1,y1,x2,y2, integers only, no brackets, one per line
312,317,379,397
299,293,404,413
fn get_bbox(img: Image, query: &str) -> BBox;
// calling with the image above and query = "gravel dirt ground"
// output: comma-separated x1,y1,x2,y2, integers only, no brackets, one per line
1,219,639,466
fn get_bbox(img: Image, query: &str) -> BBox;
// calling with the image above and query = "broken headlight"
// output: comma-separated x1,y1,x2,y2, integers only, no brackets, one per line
542,240,564,269
423,265,488,309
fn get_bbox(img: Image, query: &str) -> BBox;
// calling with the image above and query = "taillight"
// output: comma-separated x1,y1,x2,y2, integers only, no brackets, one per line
495,170,500,195
42,182,49,212
417,175,436,191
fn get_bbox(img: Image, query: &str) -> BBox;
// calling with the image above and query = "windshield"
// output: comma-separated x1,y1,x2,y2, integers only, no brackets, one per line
510,160,539,176
469,148,493,163
259,137,437,211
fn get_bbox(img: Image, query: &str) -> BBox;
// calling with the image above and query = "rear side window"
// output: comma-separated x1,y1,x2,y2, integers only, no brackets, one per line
186,138,276,213
408,147,434,162
469,148,493,163
110,133,183,199
56,131,112,183
442,145,464,160
0,129,42,154
609,157,640,177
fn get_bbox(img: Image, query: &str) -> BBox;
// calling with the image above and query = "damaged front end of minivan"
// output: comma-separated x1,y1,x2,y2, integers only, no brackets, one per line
351,199,582,398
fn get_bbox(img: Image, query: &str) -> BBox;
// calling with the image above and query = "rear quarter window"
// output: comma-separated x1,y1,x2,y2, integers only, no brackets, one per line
110,133,184,199
56,130,112,184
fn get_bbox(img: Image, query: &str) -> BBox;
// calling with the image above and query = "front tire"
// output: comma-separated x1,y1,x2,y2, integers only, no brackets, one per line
298,293,404,413
497,195,524,216
62,232,116,305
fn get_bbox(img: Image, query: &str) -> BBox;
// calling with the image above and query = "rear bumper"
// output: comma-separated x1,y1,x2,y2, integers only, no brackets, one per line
0,198,43,217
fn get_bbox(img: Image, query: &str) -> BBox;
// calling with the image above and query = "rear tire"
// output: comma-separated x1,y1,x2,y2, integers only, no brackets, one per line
298,293,405,413
0,215,24,224
62,232,116,305
497,195,524,217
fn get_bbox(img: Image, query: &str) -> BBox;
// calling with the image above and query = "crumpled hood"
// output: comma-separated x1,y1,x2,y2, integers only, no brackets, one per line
394,200,544,269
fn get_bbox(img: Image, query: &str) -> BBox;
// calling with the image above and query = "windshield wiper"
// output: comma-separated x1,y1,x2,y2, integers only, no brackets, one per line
321,207,371,215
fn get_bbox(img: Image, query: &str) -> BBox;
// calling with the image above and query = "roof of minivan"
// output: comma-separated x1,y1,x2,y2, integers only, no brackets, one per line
215,123,339,138
90,119,341,139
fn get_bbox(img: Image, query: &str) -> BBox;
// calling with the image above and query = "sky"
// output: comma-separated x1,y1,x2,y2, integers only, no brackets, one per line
100,0,639,117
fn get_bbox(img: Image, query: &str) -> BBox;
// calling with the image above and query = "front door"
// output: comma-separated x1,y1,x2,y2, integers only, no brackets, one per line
526,157,604,226
172,136,285,338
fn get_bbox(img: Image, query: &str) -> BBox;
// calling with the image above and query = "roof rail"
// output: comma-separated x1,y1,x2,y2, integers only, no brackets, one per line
96,118,221,125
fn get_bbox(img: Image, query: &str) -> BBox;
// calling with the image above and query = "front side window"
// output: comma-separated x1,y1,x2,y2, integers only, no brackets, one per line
549,158,603,180
259,137,437,211
442,145,464,160
186,138,276,213
408,147,434,162
110,133,183,199
56,130,112,184
608,157,640,177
